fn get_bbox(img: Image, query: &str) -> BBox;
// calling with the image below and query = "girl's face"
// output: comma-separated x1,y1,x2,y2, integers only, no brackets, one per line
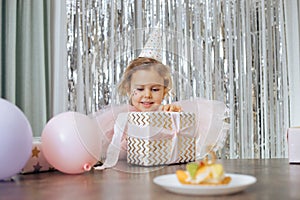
130,69,166,111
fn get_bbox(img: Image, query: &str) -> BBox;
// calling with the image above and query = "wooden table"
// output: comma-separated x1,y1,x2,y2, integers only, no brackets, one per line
0,159,299,200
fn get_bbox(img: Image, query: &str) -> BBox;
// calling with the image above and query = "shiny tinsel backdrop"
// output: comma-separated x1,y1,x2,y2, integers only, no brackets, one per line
65,0,289,159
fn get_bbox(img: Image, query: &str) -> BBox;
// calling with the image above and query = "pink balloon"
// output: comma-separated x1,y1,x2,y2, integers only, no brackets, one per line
0,98,33,180
41,111,101,174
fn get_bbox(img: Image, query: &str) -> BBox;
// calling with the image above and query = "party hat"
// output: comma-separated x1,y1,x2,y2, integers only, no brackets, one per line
139,25,163,62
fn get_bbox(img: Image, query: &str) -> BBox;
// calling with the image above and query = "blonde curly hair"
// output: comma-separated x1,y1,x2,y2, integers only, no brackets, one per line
117,57,173,97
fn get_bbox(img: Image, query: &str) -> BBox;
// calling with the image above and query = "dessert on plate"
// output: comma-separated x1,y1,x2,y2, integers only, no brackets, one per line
176,151,231,185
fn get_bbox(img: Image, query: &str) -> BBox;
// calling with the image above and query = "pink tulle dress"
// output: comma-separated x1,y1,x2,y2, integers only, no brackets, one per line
91,98,229,168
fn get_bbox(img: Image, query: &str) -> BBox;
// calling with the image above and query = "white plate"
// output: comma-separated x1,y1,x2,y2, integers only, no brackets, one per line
153,173,256,196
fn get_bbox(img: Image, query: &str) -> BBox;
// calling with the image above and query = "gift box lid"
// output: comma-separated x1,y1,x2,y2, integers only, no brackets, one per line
128,111,195,129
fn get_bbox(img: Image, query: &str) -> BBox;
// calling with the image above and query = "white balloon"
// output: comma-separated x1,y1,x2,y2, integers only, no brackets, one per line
0,98,33,180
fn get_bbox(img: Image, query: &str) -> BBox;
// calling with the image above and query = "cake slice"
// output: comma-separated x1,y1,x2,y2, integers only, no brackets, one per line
176,152,231,185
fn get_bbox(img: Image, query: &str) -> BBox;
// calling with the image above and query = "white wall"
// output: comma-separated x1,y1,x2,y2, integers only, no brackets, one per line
285,0,300,127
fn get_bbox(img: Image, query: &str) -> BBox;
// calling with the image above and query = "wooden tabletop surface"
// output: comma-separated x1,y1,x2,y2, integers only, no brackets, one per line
1,158,299,200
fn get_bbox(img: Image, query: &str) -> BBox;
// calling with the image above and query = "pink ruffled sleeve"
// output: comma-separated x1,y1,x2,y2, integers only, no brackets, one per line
91,104,137,161
174,98,229,158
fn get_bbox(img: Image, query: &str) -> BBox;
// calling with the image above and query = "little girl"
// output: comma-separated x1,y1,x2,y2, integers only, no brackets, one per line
93,57,181,161
93,57,229,168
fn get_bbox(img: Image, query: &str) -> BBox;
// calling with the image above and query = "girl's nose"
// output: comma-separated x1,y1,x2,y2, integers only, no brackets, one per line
144,89,152,98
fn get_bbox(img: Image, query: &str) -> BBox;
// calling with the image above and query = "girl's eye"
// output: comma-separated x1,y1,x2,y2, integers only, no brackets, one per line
136,88,144,91
152,88,160,92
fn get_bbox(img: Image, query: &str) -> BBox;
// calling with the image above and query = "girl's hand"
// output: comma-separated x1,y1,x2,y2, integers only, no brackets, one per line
159,104,182,112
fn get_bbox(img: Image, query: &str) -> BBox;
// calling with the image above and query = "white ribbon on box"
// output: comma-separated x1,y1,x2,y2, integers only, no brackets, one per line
95,113,128,170
170,112,181,163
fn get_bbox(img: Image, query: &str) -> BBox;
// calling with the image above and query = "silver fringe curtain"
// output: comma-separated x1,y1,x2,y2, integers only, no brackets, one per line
65,0,289,159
